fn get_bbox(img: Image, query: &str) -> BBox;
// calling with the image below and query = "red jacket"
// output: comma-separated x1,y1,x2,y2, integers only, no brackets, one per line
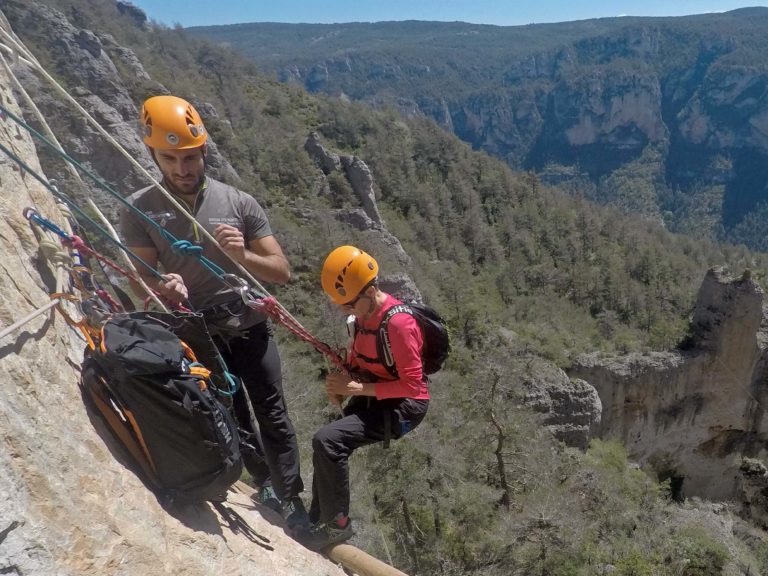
348,294,430,401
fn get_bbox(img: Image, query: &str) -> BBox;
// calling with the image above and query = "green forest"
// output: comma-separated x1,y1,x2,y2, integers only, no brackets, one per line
8,0,768,573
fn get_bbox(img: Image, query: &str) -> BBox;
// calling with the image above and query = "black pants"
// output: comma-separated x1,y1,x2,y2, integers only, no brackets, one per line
309,396,428,524
215,321,303,500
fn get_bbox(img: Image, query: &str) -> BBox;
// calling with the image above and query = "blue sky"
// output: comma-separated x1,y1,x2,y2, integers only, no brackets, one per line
127,0,768,27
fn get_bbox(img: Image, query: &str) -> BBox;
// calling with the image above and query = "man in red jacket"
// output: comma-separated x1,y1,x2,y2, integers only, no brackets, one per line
296,245,430,551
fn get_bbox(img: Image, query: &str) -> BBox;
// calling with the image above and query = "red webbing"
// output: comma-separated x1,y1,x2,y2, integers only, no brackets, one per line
256,296,346,371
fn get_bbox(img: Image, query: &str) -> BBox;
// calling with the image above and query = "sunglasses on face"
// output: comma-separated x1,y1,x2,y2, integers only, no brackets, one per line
341,293,363,309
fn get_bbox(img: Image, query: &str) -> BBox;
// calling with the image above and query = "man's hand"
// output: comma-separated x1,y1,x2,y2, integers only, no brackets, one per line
326,372,364,396
214,224,247,262
158,273,188,304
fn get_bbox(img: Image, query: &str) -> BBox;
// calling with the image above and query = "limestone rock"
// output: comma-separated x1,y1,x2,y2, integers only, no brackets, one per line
304,132,383,225
99,34,153,83
379,273,422,304
519,356,602,449
570,267,768,501
738,457,768,529
304,131,341,174
116,1,148,28
687,266,763,356
340,155,383,225
2,0,238,218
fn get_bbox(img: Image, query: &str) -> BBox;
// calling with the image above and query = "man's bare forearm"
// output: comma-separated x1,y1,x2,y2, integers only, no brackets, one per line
239,250,291,285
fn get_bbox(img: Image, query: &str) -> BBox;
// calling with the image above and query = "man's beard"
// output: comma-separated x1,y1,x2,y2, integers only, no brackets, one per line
164,173,204,196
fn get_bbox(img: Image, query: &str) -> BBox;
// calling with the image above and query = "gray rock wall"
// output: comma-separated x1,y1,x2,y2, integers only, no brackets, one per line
570,268,768,501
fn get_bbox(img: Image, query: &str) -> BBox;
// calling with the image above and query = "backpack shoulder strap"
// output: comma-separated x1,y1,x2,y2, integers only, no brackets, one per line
376,304,414,378
351,304,416,378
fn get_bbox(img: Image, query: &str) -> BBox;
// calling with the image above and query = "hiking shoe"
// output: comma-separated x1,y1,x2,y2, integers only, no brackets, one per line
281,496,310,531
253,485,281,512
296,519,354,551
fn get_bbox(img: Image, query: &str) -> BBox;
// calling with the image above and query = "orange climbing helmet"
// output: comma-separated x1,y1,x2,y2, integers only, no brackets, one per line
321,245,379,305
140,95,207,150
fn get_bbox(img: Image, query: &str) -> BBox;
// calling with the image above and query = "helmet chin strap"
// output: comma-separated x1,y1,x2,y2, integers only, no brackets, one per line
360,287,384,319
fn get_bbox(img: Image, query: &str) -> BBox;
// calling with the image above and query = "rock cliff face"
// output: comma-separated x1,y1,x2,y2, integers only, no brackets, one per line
0,35,347,576
570,268,768,501
305,131,384,225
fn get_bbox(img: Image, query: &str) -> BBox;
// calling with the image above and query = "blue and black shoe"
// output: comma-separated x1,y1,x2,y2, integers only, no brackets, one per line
281,496,310,531
255,485,281,512
295,518,354,551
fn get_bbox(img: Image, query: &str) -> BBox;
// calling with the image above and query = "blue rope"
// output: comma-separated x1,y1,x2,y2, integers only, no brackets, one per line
2,141,165,281
218,368,241,396
188,359,239,396
0,103,230,283
157,229,228,279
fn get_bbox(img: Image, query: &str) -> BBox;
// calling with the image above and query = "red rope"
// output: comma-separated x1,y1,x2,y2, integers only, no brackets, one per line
64,235,189,313
95,288,122,312
257,296,346,371
62,232,335,365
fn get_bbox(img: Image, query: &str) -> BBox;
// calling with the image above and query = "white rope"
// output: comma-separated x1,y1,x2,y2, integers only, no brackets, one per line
0,299,60,341
0,25,308,331
87,199,168,312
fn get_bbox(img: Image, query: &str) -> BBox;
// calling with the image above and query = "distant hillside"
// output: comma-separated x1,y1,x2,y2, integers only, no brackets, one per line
189,9,768,250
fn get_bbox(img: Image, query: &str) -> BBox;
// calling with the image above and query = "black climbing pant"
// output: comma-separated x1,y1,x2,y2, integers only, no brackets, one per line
309,396,428,523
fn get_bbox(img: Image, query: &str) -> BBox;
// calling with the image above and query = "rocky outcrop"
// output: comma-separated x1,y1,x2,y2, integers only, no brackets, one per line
570,267,768,501
331,208,412,269
116,1,148,28
0,32,347,576
305,132,383,225
340,155,382,225
519,356,602,450
304,131,341,174
739,458,768,529
379,273,422,303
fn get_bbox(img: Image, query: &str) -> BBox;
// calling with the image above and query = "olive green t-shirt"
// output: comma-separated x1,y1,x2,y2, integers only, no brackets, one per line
120,177,271,324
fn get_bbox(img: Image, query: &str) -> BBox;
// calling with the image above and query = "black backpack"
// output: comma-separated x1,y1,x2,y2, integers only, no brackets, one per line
80,313,243,505
358,302,450,378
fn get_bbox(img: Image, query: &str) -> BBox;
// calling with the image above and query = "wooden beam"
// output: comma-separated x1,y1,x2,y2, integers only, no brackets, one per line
326,543,409,576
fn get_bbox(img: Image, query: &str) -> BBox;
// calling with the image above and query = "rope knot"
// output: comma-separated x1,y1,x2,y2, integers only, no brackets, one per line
64,235,86,251
170,239,204,257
